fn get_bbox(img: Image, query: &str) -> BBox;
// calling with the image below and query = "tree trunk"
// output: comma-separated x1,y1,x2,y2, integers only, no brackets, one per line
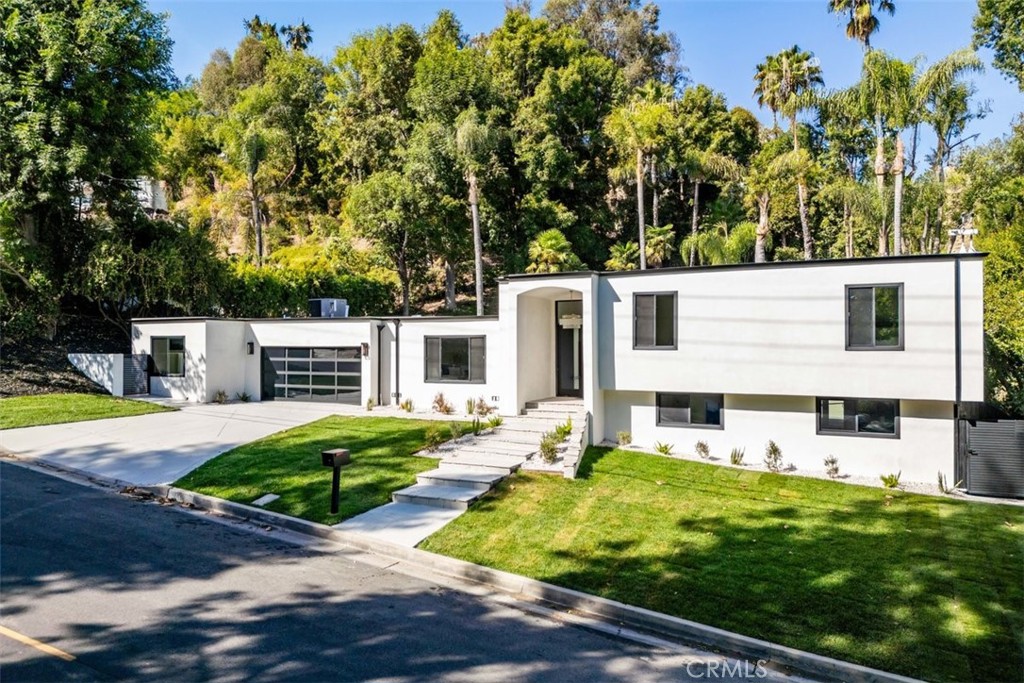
754,193,770,263
397,242,410,316
650,154,659,229
636,148,647,270
797,181,813,260
792,114,813,260
469,174,484,316
878,214,889,256
249,173,263,266
892,136,905,256
873,126,886,195
921,209,929,254
844,197,853,258
689,178,700,266
444,260,456,311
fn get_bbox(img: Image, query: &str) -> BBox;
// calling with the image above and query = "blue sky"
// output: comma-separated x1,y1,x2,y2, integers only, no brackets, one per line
151,0,1023,152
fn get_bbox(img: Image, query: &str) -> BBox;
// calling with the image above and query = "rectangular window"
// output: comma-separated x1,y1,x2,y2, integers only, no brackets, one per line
847,284,903,349
425,336,486,383
151,336,185,378
656,393,723,428
634,293,676,349
817,397,899,437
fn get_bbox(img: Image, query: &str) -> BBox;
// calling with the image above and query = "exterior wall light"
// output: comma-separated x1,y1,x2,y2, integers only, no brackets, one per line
246,342,254,355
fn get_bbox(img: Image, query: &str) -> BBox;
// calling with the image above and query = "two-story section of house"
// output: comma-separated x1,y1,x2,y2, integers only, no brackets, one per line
132,253,984,484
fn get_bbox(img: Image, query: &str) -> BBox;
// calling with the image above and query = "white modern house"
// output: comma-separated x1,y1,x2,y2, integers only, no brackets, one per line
130,253,985,484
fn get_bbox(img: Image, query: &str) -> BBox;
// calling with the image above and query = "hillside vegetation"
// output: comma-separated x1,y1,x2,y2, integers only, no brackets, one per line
1,0,1021,411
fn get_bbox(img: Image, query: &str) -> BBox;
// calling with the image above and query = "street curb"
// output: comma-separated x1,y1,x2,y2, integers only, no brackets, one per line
142,483,919,683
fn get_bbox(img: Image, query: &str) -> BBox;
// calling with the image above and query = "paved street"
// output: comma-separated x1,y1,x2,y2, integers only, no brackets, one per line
1,463,792,682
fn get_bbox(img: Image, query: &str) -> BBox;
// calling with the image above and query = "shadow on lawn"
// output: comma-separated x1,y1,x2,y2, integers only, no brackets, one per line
468,449,1024,682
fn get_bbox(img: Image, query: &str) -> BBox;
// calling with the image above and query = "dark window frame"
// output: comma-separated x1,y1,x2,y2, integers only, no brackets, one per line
424,335,487,384
151,336,186,378
633,292,678,350
655,392,725,430
845,283,905,351
815,397,901,439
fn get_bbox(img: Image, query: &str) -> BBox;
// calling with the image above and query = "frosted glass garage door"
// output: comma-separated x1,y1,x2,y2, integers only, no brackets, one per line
263,347,361,404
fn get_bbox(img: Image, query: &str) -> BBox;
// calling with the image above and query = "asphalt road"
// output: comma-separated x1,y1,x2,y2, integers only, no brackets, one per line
1,462,787,682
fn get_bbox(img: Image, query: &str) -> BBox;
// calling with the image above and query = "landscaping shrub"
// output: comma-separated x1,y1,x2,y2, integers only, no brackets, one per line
824,454,840,479
880,471,902,489
212,389,228,404
448,422,464,440
465,398,475,415
617,431,632,446
470,417,483,435
486,415,503,429
400,398,413,412
695,440,710,459
538,432,560,463
432,393,453,414
554,417,573,440
234,391,251,402
764,440,783,472
730,447,745,465
654,441,673,456
475,397,493,416
424,424,445,451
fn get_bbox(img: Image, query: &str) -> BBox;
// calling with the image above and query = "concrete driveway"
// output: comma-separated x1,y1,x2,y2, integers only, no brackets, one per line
0,400,362,486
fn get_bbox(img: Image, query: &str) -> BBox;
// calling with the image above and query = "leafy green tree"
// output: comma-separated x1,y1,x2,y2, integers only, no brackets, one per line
345,171,426,315
681,221,761,265
0,0,173,336
318,24,422,187
526,228,584,273
605,241,640,270
973,0,1024,91
543,0,682,88
456,107,497,315
281,21,313,52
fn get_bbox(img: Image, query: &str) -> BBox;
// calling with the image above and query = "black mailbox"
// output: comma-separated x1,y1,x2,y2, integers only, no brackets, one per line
321,449,351,468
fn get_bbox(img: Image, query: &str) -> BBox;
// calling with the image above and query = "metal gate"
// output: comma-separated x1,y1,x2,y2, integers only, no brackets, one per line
123,353,149,395
959,419,1024,499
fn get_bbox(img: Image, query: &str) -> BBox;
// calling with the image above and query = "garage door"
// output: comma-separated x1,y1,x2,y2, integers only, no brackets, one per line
262,347,361,404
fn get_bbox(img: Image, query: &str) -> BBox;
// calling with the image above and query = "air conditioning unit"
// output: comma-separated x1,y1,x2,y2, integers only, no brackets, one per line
308,298,349,318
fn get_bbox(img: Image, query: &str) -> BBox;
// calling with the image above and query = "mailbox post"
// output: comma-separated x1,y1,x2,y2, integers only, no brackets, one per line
321,448,351,514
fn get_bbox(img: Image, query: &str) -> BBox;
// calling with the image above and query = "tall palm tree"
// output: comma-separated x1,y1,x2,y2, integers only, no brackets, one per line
827,0,896,50
674,149,743,265
281,21,313,52
754,46,823,260
455,107,495,316
605,91,674,270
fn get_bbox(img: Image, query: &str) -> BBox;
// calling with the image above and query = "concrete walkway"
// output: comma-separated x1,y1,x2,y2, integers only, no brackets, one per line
0,400,353,486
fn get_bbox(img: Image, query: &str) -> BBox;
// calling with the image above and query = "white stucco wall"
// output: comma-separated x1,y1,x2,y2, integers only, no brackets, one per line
68,353,123,396
602,390,955,483
596,257,984,403
132,320,208,401
395,318,503,414
204,320,248,402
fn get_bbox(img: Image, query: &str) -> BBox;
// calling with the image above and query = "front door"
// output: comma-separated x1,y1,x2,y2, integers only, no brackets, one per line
555,300,583,398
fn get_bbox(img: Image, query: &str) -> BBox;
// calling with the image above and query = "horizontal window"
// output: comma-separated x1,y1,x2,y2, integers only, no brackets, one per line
817,397,899,437
634,293,676,349
151,336,185,378
425,336,486,383
656,393,723,429
847,284,903,350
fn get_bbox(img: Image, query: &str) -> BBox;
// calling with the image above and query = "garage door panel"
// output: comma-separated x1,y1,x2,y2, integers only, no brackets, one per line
261,346,361,404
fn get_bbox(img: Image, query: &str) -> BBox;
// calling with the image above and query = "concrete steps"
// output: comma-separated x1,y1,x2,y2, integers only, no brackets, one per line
417,468,503,491
392,484,483,510
440,452,524,473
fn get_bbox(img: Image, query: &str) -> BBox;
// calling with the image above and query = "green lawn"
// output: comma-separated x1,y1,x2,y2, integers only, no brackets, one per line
0,393,172,430
175,416,449,525
420,448,1024,682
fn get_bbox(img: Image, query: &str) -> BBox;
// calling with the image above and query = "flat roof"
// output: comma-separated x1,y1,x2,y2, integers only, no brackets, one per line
499,252,986,282
132,315,501,324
